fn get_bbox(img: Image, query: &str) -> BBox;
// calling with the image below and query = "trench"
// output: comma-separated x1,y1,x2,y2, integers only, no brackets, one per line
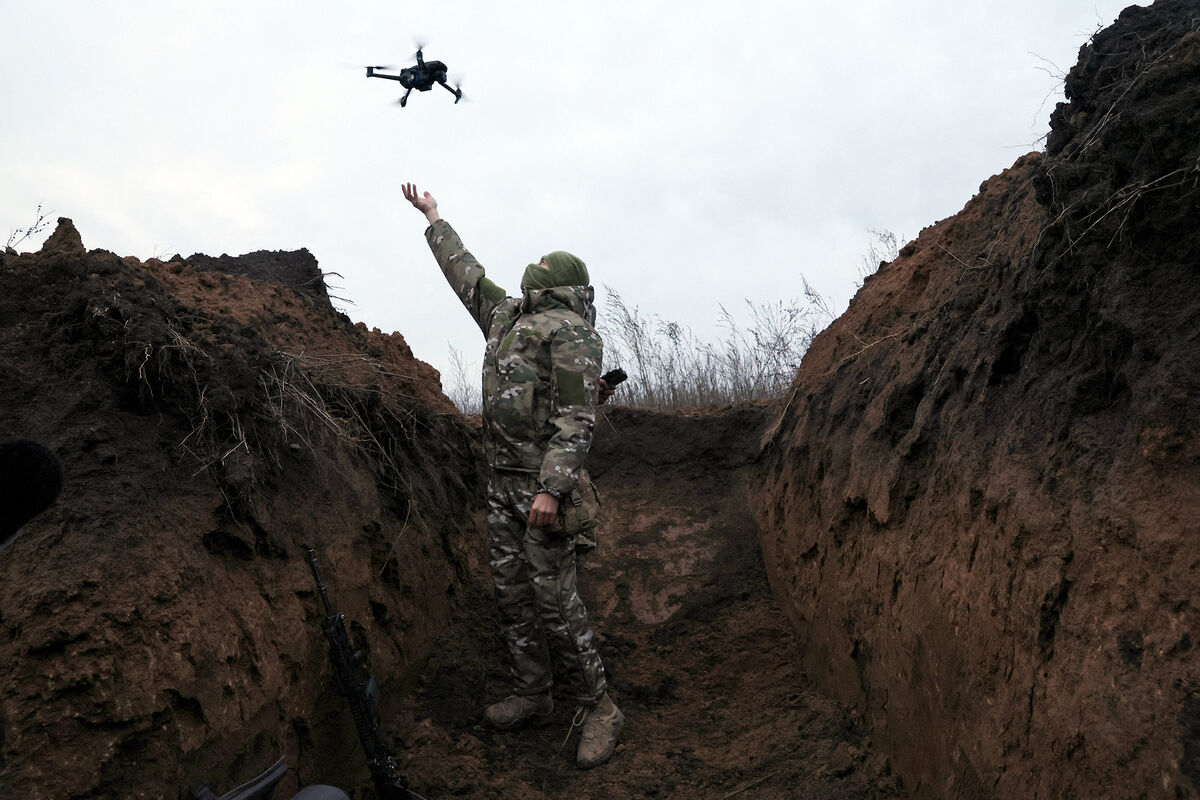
391,406,904,799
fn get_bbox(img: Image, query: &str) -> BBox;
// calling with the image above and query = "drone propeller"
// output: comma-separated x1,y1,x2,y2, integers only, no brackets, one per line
363,64,396,70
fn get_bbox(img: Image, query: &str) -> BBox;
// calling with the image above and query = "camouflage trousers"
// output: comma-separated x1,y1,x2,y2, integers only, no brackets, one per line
487,470,607,704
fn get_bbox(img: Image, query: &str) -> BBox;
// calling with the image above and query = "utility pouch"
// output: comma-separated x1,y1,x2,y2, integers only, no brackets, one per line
556,471,601,560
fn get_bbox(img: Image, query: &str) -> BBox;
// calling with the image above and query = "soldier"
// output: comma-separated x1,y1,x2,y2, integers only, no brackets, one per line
401,183,623,769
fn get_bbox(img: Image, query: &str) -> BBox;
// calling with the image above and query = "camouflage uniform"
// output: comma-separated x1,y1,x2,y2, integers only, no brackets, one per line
426,219,607,703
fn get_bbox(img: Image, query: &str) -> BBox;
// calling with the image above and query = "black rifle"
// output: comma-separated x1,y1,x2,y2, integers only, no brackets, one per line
305,547,410,800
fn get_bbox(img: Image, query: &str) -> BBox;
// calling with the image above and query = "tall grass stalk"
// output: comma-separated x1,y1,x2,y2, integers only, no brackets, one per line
443,288,832,414
443,231,895,414
445,345,482,416
598,283,834,409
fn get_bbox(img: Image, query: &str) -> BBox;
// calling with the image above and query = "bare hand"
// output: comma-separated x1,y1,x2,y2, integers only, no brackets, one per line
598,378,616,406
402,182,440,223
529,492,560,528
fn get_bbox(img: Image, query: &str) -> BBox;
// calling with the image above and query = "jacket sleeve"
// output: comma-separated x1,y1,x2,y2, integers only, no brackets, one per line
538,323,603,498
425,219,509,335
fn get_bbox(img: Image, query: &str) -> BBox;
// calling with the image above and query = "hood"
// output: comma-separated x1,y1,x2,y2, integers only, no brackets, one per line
521,284,596,325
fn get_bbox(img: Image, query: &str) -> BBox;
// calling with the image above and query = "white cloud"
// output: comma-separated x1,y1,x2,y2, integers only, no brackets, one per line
1,0,1140,382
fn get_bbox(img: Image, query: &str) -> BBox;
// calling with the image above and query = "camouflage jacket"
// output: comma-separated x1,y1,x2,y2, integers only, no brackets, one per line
426,219,602,498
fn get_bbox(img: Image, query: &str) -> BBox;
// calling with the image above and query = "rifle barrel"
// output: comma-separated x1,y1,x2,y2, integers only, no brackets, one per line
305,547,335,616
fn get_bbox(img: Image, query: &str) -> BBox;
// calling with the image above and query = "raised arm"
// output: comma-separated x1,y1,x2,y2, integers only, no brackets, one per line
403,182,508,335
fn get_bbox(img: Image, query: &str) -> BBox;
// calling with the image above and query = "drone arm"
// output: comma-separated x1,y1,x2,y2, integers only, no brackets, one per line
436,79,462,104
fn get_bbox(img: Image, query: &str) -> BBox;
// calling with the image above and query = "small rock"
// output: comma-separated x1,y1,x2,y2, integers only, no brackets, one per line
829,741,859,777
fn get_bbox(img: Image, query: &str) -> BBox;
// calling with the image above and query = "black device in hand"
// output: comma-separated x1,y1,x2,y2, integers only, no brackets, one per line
600,368,627,387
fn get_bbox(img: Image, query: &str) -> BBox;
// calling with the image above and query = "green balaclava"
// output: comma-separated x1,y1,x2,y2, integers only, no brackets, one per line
521,250,589,291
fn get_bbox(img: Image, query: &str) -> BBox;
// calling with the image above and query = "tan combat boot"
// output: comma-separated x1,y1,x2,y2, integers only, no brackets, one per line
483,693,554,729
576,693,624,769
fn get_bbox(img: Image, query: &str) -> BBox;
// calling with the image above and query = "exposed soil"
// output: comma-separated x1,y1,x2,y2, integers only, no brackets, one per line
1,3,1197,799
394,406,904,799
755,2,1200,798
0,222,486,798
0,228,903,800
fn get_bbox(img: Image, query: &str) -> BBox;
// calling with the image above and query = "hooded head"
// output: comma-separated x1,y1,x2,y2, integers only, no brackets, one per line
521,250,589,291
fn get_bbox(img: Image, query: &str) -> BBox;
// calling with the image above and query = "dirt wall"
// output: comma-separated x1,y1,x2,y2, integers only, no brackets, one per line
754,2,1200,797
390,404,906,799
0,222,485,799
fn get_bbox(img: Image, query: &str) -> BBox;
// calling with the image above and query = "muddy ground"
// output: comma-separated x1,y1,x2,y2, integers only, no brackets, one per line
394,406,904,800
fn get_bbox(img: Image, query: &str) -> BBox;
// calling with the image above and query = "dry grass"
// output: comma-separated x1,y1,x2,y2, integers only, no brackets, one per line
445,345,482,416
441,237,909,413
130,323,432,553
5,203,52,250
441,288,836,414
596,284,835,410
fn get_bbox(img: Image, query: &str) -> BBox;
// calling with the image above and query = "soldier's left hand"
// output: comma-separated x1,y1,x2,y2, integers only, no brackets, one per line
598,379,616,406
530,492,560,528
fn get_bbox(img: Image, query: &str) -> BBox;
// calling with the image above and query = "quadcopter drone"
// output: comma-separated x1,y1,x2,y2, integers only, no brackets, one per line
364,48,462,107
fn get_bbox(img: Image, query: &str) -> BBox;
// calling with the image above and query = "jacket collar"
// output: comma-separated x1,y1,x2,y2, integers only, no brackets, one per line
520,284,595,324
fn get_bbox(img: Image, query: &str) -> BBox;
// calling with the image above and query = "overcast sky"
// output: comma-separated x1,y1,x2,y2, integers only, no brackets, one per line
1,1,1140,384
